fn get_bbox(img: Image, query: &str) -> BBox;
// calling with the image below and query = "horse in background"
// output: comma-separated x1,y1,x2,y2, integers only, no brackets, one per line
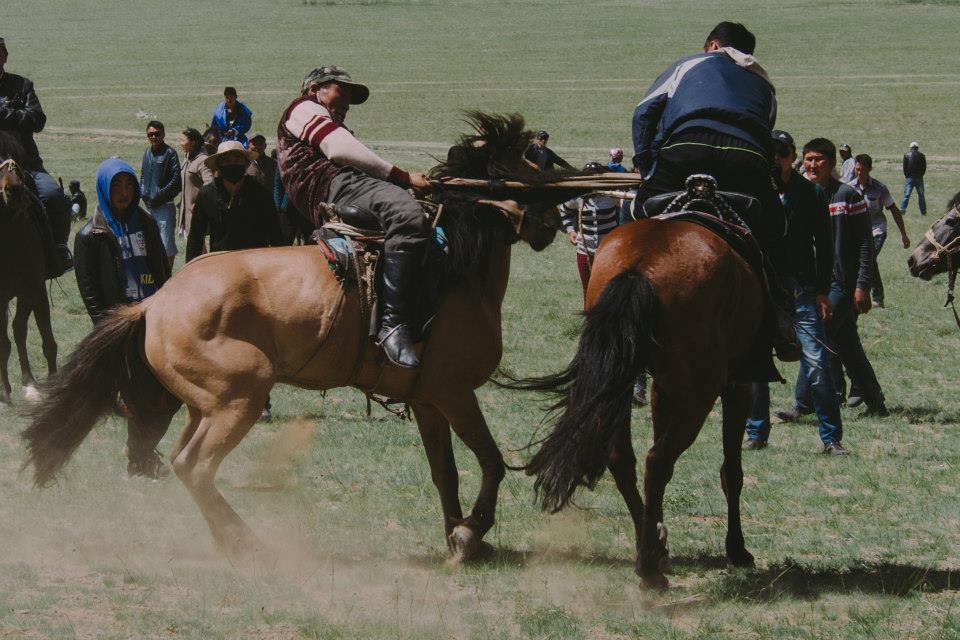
509,195,765,589
23,113,568,564
0,131,57,405
908,190,960,282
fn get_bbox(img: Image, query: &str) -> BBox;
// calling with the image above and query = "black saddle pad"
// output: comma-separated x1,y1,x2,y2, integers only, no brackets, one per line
642,190,761,222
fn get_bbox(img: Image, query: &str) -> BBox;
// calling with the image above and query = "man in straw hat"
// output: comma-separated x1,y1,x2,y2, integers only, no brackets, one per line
276,65,431,369
186,140,283,262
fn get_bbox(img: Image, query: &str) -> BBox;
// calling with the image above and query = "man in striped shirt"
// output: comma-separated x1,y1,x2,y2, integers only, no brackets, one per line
559,162,621,297
276,66,431,369
801,138,887,420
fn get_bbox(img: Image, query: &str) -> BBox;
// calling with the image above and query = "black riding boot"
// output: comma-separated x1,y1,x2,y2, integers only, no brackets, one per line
377,250,422,369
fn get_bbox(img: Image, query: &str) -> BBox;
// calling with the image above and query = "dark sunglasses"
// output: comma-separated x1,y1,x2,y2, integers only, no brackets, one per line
147,131,163,138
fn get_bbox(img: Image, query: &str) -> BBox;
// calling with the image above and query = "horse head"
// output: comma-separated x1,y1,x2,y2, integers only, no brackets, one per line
0,158,27,213
908,196,960,280
432,111,561,251
0,130,29,215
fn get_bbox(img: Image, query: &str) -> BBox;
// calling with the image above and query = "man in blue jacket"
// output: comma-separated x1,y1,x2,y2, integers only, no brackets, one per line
211,86,253,148
631,21,784,245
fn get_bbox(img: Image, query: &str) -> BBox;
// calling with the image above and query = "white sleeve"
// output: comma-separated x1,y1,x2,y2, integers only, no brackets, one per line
284,100,395,181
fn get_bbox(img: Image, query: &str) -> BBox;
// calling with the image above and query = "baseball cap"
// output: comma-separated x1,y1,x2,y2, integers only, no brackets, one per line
771,130,794,148
535,130,549,140
910,141,919,148
839,143,851,151
300,66,370,104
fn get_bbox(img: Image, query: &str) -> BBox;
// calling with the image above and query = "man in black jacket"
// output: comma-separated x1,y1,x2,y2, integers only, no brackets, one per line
900,141,927,216
523,130,573,171
0,36,71,276
140,120,181,269
186,141,284,261
74,158,174,477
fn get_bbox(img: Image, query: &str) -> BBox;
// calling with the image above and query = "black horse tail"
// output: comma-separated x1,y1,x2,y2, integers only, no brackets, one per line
514,270,659,513
21,304,147,486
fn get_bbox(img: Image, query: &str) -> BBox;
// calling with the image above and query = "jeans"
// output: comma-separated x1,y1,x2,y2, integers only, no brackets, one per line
147,202,178,257
820,282,884,409
871,232,886,304
747,287,843,444
901,176,926,215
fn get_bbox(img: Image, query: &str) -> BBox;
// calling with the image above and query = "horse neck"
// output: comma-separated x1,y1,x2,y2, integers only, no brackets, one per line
483,239,512,306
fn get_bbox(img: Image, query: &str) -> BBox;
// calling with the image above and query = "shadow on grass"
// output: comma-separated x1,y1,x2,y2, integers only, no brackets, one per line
887,404,960,425
407,546,633,570
707,557,959,600
409,548,958,600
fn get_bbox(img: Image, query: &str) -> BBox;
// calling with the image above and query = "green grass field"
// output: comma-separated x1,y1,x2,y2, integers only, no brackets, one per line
2,1,960,638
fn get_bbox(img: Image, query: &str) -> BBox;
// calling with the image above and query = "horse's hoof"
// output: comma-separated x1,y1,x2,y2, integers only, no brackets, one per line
23,385,41,403
728,548,755,568
446,524,483,565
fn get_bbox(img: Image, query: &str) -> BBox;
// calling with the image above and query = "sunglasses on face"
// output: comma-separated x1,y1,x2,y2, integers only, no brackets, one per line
147,131,162,139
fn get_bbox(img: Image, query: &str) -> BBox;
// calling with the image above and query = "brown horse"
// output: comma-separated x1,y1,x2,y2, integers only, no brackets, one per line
511,213,763,588
22,113,564,563
0,132,57,406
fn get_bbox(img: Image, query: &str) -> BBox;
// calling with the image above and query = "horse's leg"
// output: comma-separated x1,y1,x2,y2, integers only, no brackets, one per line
171,400,265,558
411,402,464,542
0,303,11,406
607,418,644,558
720,383,754,567
638,379,718,589
436,390,504,562
11,296,38,400
32,285,57,376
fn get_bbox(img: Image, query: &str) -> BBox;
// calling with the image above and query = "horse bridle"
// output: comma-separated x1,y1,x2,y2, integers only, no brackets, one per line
923,207,960,328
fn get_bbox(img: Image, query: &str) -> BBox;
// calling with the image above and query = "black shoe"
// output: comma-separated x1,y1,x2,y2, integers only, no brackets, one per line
774,407,811,423
861,403,889,418
743,439,767,451
846,395,864,408
377,250,422,369
822,442,850,456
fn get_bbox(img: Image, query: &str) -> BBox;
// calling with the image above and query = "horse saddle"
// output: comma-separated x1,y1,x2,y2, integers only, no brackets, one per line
309,202,446,339
640,175,764,277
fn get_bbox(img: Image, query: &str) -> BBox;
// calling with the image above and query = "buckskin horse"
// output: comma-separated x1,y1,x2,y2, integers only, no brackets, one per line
511,188,765,588
23,113,570,563
0,131,57,406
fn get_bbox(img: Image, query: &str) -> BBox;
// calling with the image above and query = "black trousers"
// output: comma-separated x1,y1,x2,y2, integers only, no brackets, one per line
637,130,785,248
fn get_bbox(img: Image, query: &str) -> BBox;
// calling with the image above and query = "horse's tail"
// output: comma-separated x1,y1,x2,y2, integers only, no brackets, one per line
514,270,659,513
21,304,147,486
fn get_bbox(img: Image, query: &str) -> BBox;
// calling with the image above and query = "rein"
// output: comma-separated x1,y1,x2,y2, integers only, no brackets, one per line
924,222,960,329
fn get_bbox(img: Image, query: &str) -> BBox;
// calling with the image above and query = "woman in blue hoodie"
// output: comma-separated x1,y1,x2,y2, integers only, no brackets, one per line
73,158,175,478
74,158,170,323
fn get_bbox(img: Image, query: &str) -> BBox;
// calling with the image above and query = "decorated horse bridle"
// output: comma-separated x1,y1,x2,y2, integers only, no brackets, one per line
924,207,960,329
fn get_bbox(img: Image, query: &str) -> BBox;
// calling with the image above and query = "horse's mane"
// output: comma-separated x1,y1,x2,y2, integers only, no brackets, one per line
0,130,27,165
429,112,548,290
946,190,960,212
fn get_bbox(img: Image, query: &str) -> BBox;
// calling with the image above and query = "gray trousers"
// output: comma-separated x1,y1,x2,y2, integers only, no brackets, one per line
327,169,430,252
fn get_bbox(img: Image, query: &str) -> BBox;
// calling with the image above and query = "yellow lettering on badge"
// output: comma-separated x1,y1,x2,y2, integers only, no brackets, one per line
141,274,154,284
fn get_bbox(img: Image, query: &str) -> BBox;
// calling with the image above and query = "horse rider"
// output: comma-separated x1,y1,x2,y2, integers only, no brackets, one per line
0,36,71,277
276,66,432,369
631,21,795,367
